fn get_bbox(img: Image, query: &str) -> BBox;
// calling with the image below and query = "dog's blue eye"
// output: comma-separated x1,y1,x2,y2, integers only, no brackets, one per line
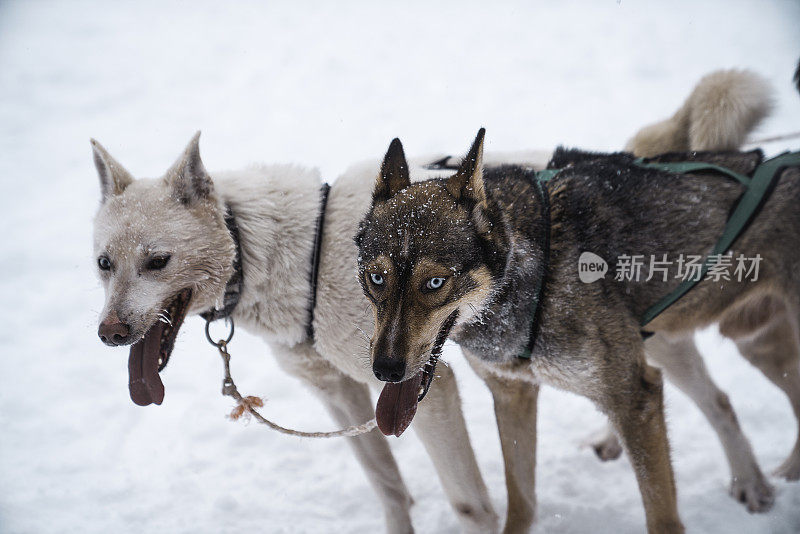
147,255,171,270
426,277,445,290
98,256,111,271
370,273,384,285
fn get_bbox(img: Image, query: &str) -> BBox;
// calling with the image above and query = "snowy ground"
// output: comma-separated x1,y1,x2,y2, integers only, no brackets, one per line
1,1,800,532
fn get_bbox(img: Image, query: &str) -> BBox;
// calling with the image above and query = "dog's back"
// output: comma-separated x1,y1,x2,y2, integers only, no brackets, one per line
533,148,800,334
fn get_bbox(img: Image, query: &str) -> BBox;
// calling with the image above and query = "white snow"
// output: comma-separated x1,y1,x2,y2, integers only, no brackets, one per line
1,1,799,532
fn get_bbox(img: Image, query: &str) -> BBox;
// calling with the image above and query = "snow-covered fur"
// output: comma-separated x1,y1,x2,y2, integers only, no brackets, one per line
626,69,773,156
93,135,236,343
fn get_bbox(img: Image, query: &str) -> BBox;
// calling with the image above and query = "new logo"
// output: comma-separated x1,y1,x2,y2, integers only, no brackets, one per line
578,251,608,283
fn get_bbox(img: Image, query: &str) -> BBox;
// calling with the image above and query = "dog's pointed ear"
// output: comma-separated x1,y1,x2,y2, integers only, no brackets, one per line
165,131,214,204
373,138,411,202
446,128,486,207
91,139,134,202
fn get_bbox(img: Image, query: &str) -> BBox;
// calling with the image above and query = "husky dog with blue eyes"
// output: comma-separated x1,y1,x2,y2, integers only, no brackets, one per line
354,70,798,532
356,129,800,532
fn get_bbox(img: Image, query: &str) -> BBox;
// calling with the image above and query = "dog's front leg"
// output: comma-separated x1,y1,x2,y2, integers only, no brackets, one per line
272,341,414,534
466,352,538,534
411,360,500,534
602,360,684,534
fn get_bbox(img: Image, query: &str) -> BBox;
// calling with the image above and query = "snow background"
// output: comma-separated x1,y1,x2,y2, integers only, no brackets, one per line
1,0,799,532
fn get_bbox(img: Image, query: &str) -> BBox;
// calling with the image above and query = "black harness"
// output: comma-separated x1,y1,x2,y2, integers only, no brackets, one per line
202,183,332,344
306,184,331,340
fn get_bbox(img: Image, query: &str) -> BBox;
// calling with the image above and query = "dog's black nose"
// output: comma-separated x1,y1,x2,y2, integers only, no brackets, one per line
99,313,131,346
373,358,406,382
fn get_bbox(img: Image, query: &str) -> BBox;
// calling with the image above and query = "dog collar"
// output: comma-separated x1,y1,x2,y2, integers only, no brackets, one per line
201,207,244,322
306,183,332,341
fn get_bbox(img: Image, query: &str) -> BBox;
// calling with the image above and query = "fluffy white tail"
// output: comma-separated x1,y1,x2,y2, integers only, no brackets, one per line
627,69,774,157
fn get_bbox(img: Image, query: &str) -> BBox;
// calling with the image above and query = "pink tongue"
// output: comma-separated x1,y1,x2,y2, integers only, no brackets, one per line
375,371,423,437
128,323,165,406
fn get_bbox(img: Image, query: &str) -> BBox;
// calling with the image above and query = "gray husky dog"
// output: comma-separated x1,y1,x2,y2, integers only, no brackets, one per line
92,68,774,532
354,90,797,531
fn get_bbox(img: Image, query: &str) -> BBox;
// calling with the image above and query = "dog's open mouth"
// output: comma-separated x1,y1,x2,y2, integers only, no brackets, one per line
375,360,429,438
374,310,459,437
128,288,192,406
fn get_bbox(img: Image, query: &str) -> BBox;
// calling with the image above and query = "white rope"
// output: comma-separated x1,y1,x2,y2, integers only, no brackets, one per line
215,340,377,438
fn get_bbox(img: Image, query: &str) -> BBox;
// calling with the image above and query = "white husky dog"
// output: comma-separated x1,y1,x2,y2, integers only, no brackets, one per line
92,68,775,532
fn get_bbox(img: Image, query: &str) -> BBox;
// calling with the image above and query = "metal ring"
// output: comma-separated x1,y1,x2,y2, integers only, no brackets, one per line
205,317,235,346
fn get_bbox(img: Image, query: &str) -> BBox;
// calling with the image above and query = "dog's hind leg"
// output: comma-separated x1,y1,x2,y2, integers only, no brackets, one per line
412,360,500,534
273,341,415,534
721,297,800,481
647,332,774,511
466,352,538,534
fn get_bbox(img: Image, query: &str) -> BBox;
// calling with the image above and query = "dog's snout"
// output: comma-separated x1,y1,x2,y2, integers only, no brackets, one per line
98,312,131,346
373,358,406,383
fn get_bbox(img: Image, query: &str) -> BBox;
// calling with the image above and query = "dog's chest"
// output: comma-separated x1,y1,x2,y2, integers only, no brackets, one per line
453,248,542,363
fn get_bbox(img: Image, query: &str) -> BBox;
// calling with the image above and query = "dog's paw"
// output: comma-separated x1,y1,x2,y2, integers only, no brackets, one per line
590,434,623,462
456,501,501,534
729,474,775,513
772,451,800,481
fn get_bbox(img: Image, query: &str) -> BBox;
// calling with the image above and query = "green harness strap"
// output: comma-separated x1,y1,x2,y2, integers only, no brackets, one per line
518,151,800,359
532,168,562,182
640,151,800,327
518,173,555,360
633,160,753,187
